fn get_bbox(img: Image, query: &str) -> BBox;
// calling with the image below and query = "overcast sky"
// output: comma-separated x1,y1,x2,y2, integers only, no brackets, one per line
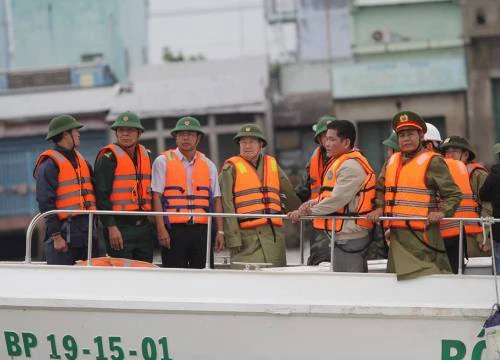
148,0,296,64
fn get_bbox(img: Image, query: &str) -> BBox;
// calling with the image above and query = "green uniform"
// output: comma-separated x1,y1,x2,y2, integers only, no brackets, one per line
467,167,492,257
219,155,301,267
93,148,155,262
375,152,462,280
294,147,332,265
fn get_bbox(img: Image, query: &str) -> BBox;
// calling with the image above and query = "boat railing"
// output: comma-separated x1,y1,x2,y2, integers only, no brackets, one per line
24,210,500,275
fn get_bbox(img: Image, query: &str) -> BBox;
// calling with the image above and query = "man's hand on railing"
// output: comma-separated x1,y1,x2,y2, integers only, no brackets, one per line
215,232,225,252
367,208,383,223
157,226,171,249
108,225,124,251
52,234,68,253
230,246,241,255
427,211,445,224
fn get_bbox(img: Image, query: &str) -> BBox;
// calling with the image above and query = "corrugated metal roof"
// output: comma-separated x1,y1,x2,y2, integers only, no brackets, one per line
0,86,117,121
108,56,269,120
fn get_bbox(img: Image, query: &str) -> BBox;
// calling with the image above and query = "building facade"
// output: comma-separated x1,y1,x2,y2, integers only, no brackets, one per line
270,0,468,175
0,0,148,80
462,0,500,165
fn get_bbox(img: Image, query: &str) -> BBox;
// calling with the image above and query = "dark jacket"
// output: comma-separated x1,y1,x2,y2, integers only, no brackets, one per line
35,145,95,247
479,164,500,242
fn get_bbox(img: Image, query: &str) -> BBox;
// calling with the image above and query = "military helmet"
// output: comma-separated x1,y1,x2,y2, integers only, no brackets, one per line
110,111,144,131
233,123,267,147
45,114,84,140
312,115,336,144
382,131,399,151
171,116,205,137
441,136,477,161
392,111,427,134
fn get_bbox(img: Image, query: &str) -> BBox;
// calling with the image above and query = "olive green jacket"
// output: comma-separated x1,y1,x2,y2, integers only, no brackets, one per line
219,155,301,266
375,151,462,280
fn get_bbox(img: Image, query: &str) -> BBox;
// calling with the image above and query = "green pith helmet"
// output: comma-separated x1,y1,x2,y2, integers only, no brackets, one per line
233,123,267,147
110,111,144,131
382,131,400,151
170,116,205,137
441,136,477,161
45,114,83,140
312,115,337,144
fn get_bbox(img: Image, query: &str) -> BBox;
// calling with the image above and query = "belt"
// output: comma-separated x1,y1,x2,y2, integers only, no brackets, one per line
117,216,148,226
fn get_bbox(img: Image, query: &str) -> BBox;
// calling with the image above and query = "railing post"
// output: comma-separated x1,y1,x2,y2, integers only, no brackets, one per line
87,213,94,266
299,219,304,265
458,219,464,275
330,216,335,272
205,215,212,269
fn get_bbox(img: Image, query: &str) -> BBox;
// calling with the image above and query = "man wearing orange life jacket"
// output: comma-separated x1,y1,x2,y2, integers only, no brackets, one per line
441,136,492,258
152,117,224,269
34,115,98,265
289,120,376,272
94,112,154,263
367,111,461,280
219,124,301,267
294,115,335,265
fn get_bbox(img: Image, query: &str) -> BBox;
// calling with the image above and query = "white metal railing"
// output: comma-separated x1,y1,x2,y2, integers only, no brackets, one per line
25,210,499,274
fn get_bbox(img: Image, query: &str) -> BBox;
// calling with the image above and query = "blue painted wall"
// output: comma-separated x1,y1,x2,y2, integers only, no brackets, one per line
8,0,147,81
0,130,108,217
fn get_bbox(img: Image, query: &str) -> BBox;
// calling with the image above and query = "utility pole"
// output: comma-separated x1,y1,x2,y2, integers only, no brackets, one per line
4,0,14,69
324,0,335,114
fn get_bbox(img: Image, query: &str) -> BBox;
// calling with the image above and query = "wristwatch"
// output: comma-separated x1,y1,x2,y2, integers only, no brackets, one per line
217,230,225,235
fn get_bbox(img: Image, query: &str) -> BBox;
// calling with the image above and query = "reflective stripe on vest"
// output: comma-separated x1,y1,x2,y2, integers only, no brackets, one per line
384,151,438,231
161,150,211,225
34,149,96,220
312,150,375,232
309,147,326,200
225,155,283,229
96,144,152,211
440,158,481,237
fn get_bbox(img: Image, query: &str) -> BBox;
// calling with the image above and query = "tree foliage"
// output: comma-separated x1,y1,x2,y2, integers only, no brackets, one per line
162,46,206,63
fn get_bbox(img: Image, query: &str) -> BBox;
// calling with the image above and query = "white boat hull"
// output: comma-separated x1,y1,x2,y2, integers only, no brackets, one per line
0,264,495,360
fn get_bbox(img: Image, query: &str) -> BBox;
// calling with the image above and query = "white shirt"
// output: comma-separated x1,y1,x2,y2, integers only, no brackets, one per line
151,148,221,197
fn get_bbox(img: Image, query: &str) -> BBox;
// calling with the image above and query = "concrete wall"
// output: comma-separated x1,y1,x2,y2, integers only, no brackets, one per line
351,1,463,50
462,0,500,164
333,92,467,135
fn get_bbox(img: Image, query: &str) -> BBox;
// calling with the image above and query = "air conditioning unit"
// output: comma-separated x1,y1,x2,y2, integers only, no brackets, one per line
371,29,392,43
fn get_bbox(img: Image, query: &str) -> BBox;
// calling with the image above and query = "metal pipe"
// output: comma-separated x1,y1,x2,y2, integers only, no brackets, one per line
25,210,500,264
458,219,464,275
330,217,335,272
86,213,94,266
299,219,304,265
205,215,212,269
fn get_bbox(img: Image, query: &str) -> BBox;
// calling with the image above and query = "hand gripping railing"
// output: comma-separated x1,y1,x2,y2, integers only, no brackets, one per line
25,211,499,277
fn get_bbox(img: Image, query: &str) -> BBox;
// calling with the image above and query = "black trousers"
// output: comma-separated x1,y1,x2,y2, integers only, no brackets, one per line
161,224,214,269
444,235,468,274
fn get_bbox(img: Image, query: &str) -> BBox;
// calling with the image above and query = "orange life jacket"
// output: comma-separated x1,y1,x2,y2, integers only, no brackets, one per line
161,150,211,225
96,144,152,211
34,149,96,220
225,155,283,229
76,257,158,268
384,151,439,231
467,162,487,178
309,146,327,200
440,159,482,238
312,150,375,232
